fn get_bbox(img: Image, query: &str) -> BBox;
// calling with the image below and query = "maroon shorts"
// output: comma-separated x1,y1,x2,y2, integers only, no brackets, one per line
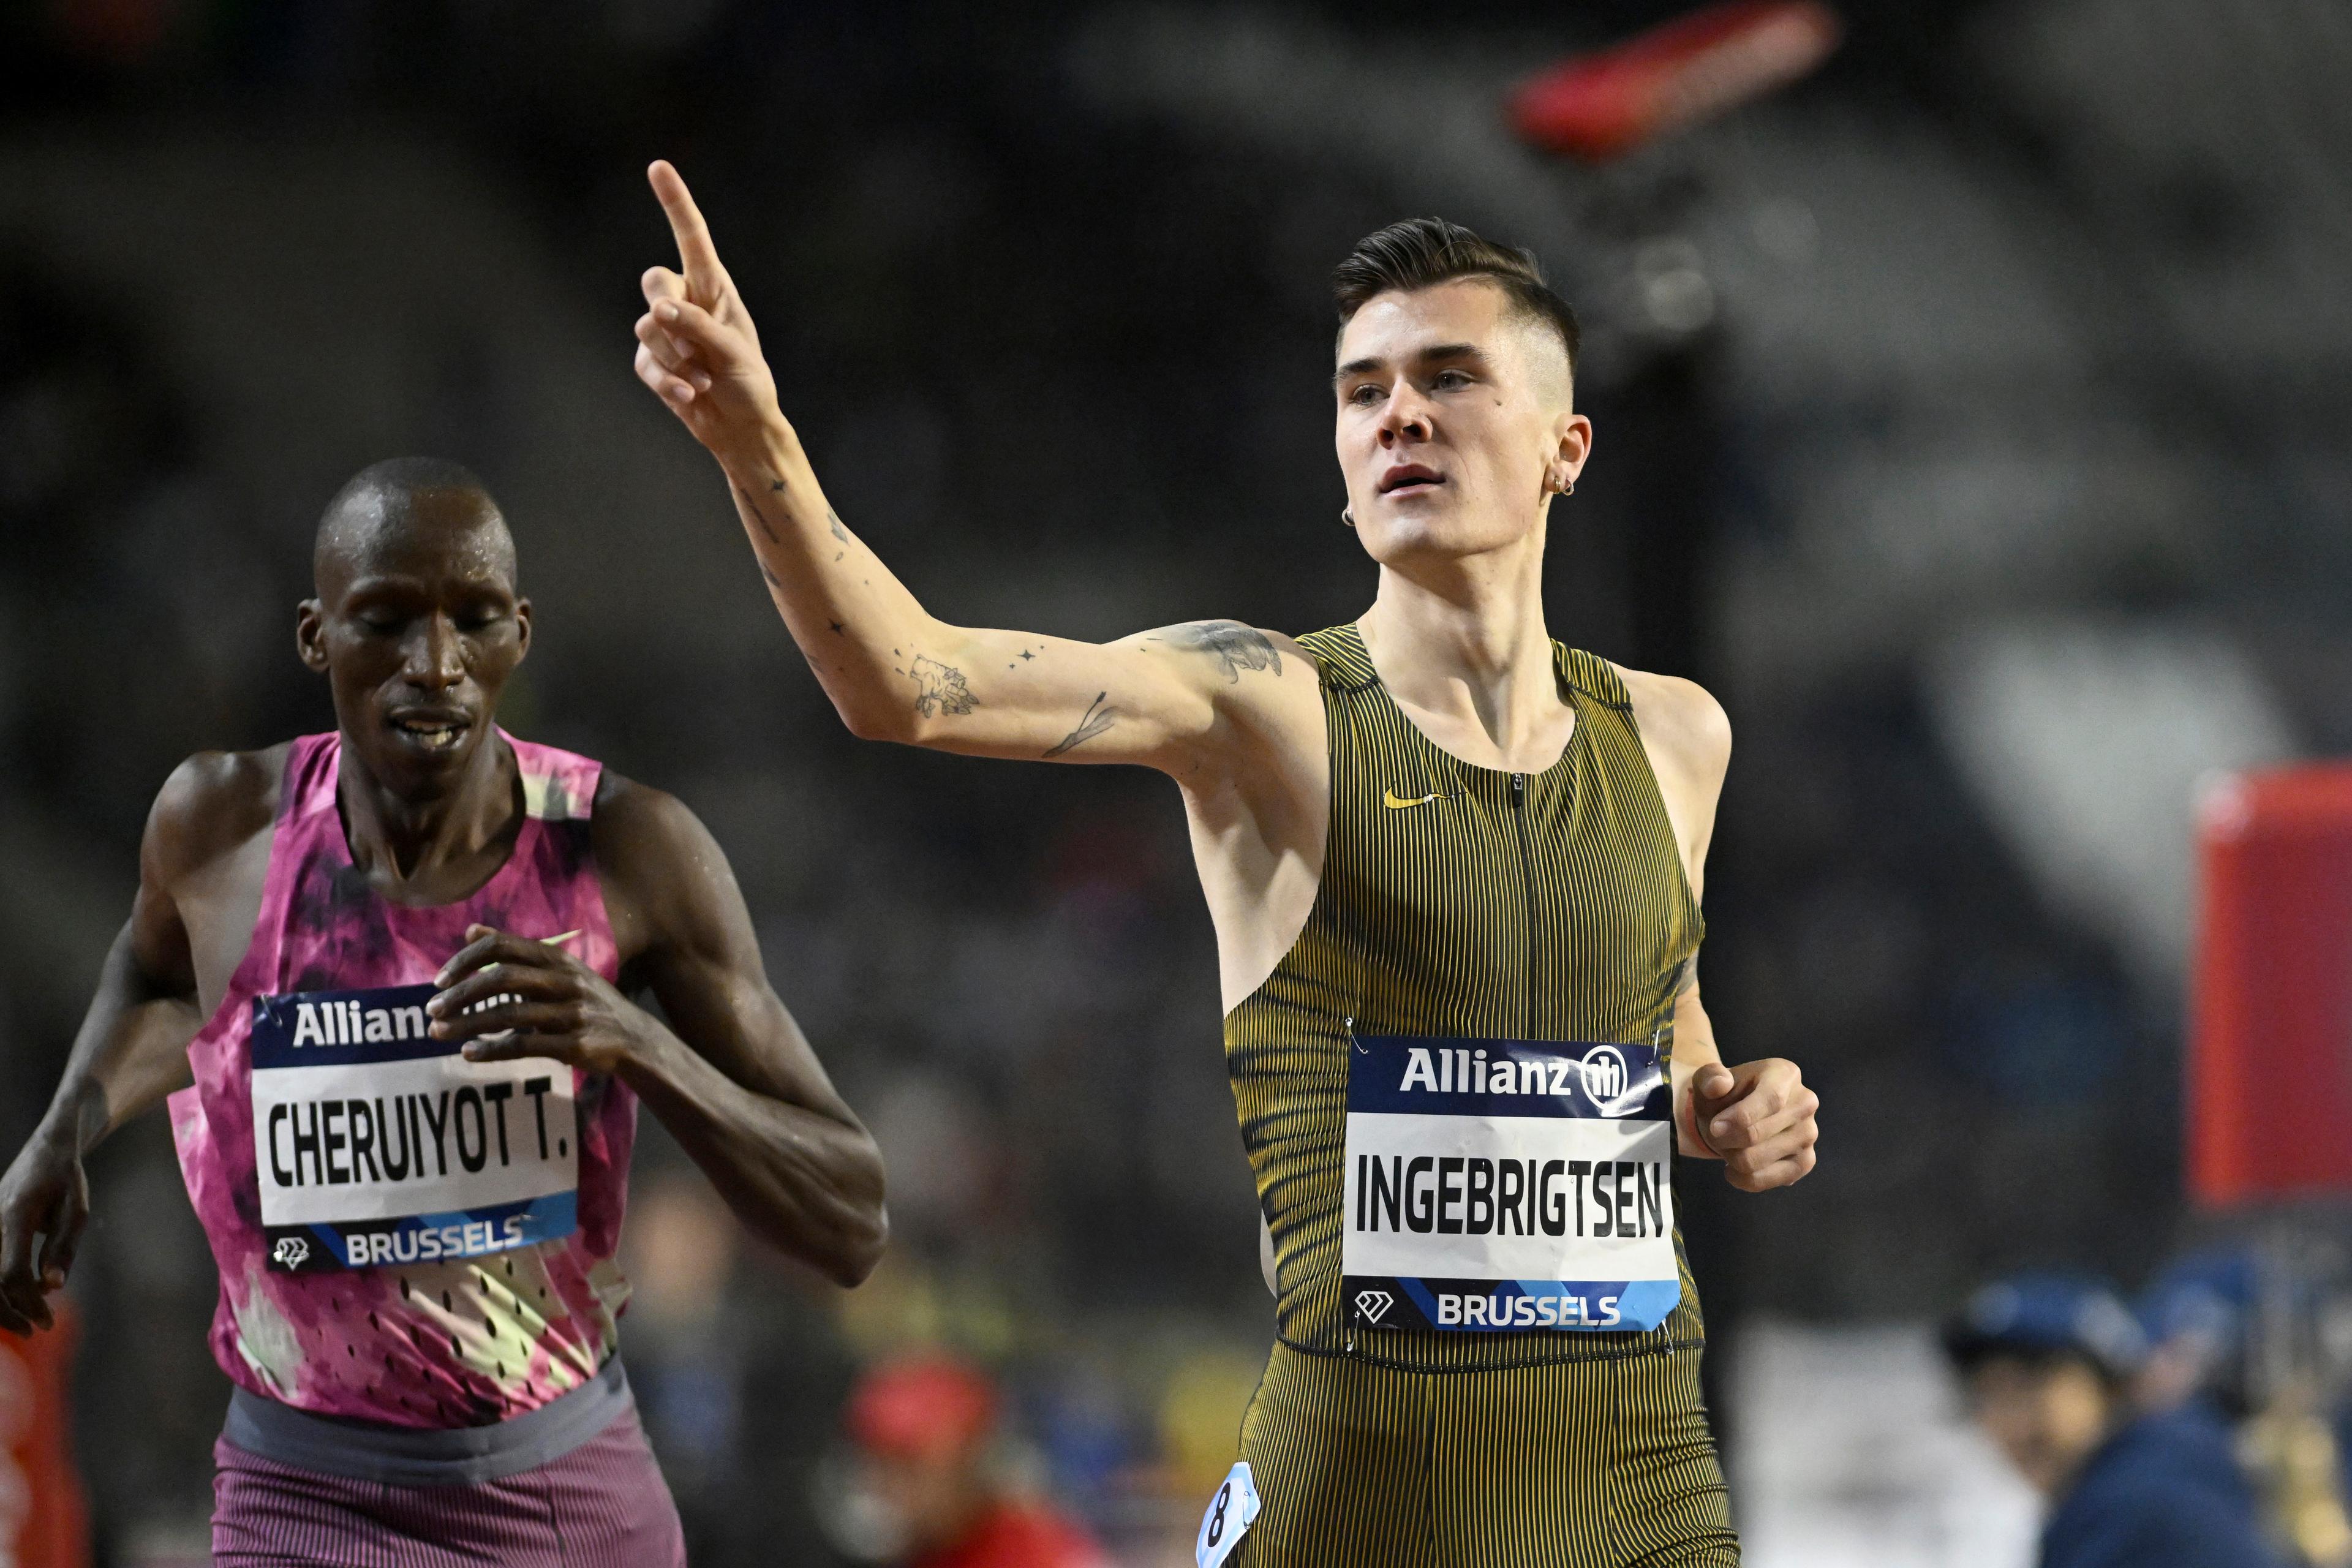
211,1405,686,1567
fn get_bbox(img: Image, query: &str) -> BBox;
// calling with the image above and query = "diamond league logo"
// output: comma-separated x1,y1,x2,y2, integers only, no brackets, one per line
271,1235,310,1269
1355,1289,1393,1324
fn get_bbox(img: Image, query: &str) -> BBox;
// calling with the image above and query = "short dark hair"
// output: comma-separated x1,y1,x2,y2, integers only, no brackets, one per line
1332,217,1580,372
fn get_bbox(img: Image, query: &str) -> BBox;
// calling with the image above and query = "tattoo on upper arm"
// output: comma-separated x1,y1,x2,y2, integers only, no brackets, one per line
828,508,850,544
1158,620,1281,682
908,655,977,717
733,486,780,543
1043,692,1118,758
759,563,783,590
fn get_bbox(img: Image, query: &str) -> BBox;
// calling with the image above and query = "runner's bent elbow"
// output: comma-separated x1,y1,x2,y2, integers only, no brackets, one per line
835,688,915,744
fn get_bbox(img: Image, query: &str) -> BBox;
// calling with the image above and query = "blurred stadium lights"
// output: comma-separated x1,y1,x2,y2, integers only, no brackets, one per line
1929,621,2297,990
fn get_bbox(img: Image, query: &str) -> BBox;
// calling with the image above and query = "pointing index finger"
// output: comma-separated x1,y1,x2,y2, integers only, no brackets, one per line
648,159,724,304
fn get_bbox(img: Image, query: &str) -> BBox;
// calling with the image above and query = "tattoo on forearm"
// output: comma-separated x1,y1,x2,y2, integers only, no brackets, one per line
733,486,780,543
1043,692,1118,758
908,655,977,717
759,563,783,590
828,508,850,544
1156,620,1281,682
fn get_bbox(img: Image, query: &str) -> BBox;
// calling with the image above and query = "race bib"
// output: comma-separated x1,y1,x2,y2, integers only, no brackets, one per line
1340,1036,1680,1333
1196,1461,1260,1568
249,984,578,1273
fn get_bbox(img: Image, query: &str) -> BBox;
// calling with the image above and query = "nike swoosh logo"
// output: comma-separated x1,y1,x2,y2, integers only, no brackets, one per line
1382,788,1457,809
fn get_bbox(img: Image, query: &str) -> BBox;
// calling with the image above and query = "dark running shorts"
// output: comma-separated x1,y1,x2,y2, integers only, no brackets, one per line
1230,1339,1738,1568
210,1363,685,1568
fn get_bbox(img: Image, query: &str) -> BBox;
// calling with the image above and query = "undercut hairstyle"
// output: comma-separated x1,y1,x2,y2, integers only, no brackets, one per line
314,456,514,589
1332,217,1581,373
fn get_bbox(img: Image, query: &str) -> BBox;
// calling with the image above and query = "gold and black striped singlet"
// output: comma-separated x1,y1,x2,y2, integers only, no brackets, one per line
1219,624,1736,1567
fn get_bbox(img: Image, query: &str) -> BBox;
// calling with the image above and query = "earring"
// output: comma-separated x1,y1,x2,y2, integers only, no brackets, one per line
1564,480,1575,496
1341,507,1355,527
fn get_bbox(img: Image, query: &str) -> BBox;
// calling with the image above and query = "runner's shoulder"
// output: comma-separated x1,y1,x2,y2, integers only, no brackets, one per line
585,771,752,967
585,770,733,911
1607,665,1730,779
1118,619,1311,676
1262,627,1316,673
145,744,291,885
1122,619,1322,747
587,770,713,864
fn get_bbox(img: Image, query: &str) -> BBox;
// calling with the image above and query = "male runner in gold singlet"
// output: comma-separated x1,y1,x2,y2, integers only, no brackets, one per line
630,160,1819,1566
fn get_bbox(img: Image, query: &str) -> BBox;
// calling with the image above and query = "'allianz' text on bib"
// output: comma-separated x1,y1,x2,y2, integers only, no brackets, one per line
1340,1035,1680,1333
249,983,579,1272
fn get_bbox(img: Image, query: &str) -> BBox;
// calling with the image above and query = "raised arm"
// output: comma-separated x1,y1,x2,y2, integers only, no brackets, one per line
630,160,1302,772
0,756,235,1333
427,775,887,1286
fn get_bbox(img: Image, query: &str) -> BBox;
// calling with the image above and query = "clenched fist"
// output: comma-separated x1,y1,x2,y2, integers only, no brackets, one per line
1687,1058,1819,1193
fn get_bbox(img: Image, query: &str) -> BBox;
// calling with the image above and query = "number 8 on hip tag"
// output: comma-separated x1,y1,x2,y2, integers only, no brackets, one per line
1197,1461,1261,1568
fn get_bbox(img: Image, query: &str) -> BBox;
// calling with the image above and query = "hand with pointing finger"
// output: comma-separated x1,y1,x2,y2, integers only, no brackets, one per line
633,160,785,462
1687,1058,1819,1193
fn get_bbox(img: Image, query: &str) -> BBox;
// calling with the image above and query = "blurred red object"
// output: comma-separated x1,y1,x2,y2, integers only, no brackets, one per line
1509,2,1842,162
2188,764,2352,1206
843,1355,1109,1568
0,1305,90,1568
914,1504,1110,1568
847,1354,1000,1461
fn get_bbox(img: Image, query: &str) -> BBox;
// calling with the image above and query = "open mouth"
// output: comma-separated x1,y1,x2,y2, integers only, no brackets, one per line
1379,465,1446,497
389,713,472,753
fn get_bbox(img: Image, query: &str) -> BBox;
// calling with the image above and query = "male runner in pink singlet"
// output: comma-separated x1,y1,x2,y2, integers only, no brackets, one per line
0,458,888,1564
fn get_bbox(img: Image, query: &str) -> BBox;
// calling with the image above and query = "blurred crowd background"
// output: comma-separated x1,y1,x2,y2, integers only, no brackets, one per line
1,0,2348,1564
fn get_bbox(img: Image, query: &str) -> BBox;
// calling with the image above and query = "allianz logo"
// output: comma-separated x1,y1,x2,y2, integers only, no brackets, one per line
285,992,521,1049
1397,1044,1632,1104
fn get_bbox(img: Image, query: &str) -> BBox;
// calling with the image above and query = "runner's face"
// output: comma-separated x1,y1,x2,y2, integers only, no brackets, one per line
1332,279,1586,565
299,495,530,796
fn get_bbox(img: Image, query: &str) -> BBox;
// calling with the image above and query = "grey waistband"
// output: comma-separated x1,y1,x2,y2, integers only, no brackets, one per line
222,1356,634,1486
